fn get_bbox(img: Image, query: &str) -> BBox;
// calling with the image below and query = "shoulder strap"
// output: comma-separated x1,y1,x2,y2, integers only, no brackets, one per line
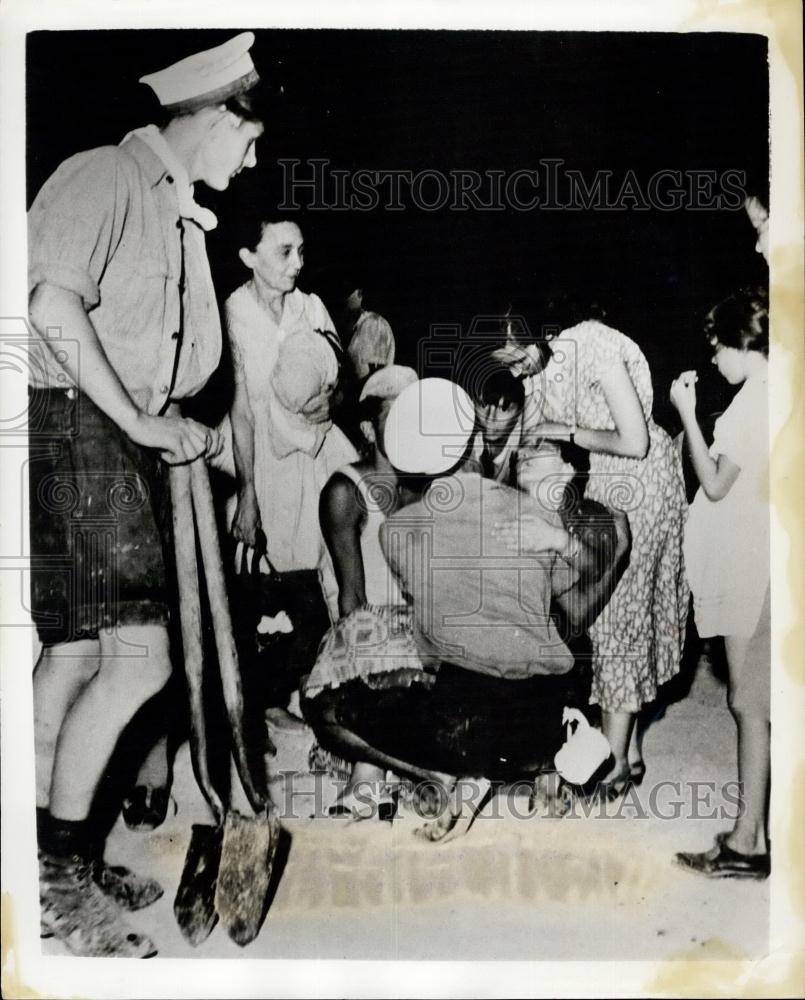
157,218,186,415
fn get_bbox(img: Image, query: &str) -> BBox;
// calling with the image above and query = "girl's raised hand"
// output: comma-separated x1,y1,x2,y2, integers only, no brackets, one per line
670,371,698,415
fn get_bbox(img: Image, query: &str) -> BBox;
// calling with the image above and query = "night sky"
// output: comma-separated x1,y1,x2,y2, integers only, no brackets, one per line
26,28,768,431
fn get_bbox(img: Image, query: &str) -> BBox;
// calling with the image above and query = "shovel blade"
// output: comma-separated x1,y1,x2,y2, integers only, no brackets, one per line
214,807,281,947
173,823,224,947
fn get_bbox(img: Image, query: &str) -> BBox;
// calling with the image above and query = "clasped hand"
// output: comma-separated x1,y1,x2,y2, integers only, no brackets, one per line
129,412,223,465
669,370,698,415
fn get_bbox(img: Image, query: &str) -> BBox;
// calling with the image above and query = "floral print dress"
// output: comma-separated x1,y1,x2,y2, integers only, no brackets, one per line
535,320,689,712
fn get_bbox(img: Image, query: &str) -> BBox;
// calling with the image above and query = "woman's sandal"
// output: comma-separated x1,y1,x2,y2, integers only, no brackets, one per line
629,761,646,786
585,765,634,804
121,785,174,832
414,778,493,844
674,831,770,880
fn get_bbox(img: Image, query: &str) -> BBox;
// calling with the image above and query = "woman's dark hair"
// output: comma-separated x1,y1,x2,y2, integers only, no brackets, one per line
704,286,768,357
471,364,526,410
565,498,617,581
240,213,305,252
538,292,609,336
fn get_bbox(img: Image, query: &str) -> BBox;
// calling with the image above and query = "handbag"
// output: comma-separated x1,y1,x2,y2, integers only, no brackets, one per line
233,529,331,706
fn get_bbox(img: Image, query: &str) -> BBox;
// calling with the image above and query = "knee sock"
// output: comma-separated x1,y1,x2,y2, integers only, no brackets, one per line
37,807,93,860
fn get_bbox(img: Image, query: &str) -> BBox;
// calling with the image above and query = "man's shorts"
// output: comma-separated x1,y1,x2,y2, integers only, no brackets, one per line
28,387,172,646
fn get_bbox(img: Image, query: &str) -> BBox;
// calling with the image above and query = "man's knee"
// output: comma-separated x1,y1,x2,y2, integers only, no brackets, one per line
99,624,173,701
35,639,102,686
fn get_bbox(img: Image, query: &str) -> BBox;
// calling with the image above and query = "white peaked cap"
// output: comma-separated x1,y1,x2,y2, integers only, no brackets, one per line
139,32,259,111
383,378,475,475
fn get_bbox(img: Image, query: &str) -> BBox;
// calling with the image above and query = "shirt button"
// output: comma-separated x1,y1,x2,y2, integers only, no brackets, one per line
172,331,180,340
176,219,182,229
160,385,169,394
166,175,174,184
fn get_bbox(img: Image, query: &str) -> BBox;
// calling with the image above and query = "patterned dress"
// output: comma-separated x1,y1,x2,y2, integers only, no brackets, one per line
534,320,689,712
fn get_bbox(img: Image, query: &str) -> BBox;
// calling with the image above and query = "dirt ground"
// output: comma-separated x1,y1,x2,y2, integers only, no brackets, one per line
42,651,769,963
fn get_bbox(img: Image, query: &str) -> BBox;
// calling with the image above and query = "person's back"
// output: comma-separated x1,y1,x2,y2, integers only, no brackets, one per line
381,473,577,679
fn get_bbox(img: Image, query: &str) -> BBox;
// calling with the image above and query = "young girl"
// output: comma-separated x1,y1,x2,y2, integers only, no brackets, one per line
670,286,770,878
304,365,422,819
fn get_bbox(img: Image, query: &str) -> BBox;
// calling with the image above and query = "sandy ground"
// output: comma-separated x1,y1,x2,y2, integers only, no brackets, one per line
43,653,769,962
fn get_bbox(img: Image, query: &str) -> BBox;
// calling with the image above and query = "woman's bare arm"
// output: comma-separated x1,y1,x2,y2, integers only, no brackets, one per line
528,359,650,459
553,509,632,632
229,374,261,544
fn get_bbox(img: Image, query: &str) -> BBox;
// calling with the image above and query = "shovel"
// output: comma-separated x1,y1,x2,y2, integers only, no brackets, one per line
170,458,280,947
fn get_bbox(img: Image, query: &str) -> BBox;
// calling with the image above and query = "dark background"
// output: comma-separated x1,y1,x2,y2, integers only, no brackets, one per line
26,28,769,431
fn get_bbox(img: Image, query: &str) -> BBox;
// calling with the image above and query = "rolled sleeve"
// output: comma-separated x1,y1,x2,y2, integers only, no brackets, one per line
28,147,130,310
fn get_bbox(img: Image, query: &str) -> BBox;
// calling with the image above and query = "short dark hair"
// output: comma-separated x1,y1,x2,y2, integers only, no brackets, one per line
222,89,263,123
160,83,265,128
565,498,617,581
241,214,305,252
474,365,525,409
704,286,768,357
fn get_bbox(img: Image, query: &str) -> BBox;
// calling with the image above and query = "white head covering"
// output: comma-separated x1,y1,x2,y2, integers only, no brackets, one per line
139,32,259,112
383,378,475,475
359,364,417,403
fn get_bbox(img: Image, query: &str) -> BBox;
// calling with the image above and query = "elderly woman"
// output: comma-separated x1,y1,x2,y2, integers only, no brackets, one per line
225,215,358,719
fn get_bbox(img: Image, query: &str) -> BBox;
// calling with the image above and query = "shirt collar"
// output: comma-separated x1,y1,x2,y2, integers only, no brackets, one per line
120,124,218,232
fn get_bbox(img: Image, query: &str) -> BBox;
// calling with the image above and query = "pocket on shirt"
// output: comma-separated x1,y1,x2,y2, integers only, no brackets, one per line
112,254,170,341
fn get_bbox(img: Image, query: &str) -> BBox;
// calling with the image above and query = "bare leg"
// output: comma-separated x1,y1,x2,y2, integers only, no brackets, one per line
316,720,449,784
329,760,389,819
49,624,172,821
133,734,170,790
627,716,645,772
724,635,769,856
338,760,386,797
33,639,100,809
600,708,635,786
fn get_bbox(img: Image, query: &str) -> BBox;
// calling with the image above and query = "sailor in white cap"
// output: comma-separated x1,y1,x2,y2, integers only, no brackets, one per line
27,33,264,958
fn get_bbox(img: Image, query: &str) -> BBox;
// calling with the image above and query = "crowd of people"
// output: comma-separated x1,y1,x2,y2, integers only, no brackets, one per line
26,33,771,958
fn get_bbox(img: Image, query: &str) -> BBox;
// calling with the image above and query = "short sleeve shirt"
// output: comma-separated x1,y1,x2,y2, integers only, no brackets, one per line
28,134,221,413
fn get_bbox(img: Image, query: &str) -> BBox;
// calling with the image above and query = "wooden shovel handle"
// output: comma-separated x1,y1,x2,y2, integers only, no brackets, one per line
189,458,267,814
169,462,224,822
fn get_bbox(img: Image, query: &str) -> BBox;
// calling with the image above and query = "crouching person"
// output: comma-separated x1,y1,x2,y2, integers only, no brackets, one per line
303,380,631,840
